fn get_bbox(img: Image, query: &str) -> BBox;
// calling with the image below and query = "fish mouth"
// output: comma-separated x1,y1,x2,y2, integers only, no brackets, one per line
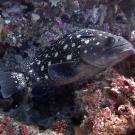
109,52,133,67
102,43,135,67
105,43,135,54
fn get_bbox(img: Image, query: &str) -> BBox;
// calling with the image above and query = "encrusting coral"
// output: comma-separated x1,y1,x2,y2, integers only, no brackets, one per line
75,67,135,135
0,0,135,134
0,114,37,135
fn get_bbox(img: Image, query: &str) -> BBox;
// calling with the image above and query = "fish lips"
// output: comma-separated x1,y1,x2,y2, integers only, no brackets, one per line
104,43,135,66
93,43,135,67
105,43,135,56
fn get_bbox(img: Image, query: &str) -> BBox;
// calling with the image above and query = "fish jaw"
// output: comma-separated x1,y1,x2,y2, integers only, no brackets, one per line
100,41,135,67
104,42,135,67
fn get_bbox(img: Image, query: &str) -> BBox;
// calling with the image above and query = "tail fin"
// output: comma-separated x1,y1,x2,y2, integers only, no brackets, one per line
0,72,26,98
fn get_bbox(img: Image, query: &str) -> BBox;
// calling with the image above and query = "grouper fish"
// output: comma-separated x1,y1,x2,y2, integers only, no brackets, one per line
0,29,135,98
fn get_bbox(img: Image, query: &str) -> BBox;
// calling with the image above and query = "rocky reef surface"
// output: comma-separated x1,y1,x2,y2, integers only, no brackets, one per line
0,0,135,134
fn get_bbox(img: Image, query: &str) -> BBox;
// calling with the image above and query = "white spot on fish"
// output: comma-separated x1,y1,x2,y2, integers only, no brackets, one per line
67,54,72,60
85,40,89,44
38,54,42,58
93,38,95,41
29,70,33,73
61,41,65,44
55,52,58,57
41,65,44,71
99,34,102,36
36,77,40,82
18,74,23,77
105,36,107,38
37,60,41,65
96,42,100,45
11,75,15,78
63,44,68,50
72,43,75,47
26,77,29,80
81,39,85,41
48,61,51,66
20,81,26,87
45,54,48,58
77,45,81,48
77,35,81,38
84,50,87,53
45,74,48,79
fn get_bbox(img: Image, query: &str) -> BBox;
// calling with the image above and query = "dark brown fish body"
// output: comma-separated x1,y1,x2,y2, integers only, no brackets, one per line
0,29,135,98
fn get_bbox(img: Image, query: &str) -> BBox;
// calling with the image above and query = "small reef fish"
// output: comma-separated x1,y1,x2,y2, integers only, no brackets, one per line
0,29,135,98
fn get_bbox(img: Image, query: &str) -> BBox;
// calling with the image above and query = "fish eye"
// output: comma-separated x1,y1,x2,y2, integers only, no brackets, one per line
108,37,115,43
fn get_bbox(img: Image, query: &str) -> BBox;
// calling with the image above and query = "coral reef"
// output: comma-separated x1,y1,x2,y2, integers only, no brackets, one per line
75,68,135,134
0,0,135,134
0,114,38,135
54,120,68,133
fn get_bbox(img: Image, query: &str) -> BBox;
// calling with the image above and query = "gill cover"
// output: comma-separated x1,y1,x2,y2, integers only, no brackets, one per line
78,35,107,67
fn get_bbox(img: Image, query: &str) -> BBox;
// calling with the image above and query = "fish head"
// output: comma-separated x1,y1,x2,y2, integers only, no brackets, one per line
78,29,135,67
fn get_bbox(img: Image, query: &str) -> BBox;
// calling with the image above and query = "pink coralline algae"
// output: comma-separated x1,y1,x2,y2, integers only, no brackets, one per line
91,107,134,135
75,68,135,135
20,124,34,135
0,114,37,135
106,69,135,105
54,120,68,133
0,115,17,134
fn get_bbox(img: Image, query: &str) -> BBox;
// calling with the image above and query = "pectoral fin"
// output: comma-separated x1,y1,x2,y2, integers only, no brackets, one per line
48,61,81,80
